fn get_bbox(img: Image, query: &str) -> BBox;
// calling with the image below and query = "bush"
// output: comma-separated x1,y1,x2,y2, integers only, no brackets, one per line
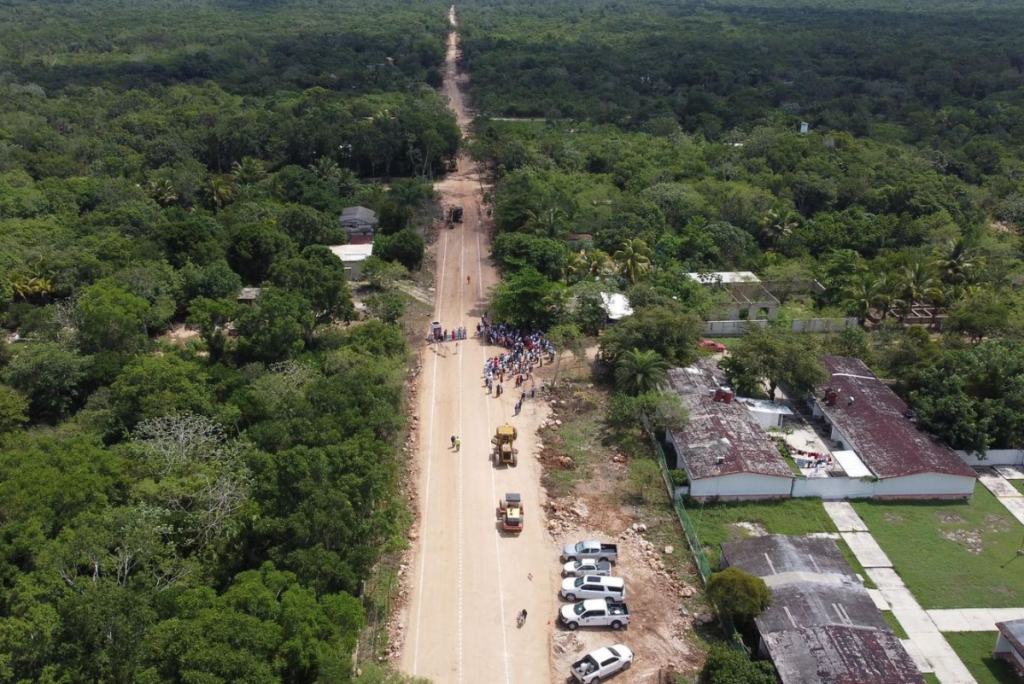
698,643,778,684
706,567,773,624
669,469,689,487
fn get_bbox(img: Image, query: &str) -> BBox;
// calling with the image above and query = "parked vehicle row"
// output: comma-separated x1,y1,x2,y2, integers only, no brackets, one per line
555,541,636,682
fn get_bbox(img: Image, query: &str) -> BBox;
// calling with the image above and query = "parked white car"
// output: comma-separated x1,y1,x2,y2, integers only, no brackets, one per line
561,575,625,602
571,644,634,683
563,559,613,577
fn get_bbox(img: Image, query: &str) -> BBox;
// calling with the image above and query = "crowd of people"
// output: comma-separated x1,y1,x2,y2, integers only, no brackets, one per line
479,319,555,416
430,325,468,342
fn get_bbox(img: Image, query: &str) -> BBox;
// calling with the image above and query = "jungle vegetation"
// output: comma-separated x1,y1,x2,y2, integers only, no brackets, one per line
0,0,453,681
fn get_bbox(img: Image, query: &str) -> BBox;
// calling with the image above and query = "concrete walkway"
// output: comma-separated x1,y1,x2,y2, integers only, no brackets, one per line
928,608,1024,632
978,469,1024,527
824,503,977,684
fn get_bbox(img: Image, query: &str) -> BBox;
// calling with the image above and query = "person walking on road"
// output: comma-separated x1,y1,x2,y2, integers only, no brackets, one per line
451,435,456,449
514,402,521,416
455,437,461,452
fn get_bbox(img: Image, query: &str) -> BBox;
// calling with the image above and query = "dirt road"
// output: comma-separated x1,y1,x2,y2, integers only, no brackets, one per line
400,7,556,684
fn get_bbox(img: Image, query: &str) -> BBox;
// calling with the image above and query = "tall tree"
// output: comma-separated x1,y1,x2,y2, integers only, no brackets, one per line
720,326,827,400
615,348,670,396
612,239,652,284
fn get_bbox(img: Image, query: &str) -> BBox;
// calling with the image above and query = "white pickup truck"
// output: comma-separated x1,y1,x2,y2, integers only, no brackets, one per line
562,559,613,577
559,598,631,631
562,540,618,563
571,644,634,684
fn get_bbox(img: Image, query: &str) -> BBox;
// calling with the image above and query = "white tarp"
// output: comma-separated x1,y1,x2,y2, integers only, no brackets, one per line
601,293,633,321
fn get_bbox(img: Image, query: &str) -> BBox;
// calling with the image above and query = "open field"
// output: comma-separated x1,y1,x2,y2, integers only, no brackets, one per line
945,632,1022,684
854,485,1024,609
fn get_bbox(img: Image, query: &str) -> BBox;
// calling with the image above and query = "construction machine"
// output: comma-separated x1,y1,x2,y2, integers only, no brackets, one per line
497,493,524,534
491,424,518,467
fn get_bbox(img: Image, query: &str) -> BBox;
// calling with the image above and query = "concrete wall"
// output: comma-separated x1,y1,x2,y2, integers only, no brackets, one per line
956,449,1024,466
874,473,976,499
690,473,793,500
791,473,974,500
791,477,878,499
703,318,857,336
344,259,367,281
790,317,858,333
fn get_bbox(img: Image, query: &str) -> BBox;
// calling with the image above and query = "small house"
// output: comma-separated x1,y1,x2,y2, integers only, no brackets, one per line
237,287,262,306
339,206,378,237
685,271,780,322
329,243,374,281
995,619,1024,675
665,361,794,501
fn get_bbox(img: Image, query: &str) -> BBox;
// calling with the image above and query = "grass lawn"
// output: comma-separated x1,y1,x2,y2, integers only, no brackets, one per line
922,674,941,684
946,632,1022,684
686,498,838,567
853,484,1024,608
1013,480,1024,496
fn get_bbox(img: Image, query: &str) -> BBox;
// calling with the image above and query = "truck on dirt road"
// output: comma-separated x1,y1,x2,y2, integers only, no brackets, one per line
562,540,618,563
571,644,634,683
559,598,631,631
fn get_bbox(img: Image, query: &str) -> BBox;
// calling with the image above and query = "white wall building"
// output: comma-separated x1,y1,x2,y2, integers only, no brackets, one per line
329,243,374,281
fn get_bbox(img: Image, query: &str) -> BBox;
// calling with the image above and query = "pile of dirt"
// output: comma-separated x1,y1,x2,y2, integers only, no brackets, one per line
546,498,589,536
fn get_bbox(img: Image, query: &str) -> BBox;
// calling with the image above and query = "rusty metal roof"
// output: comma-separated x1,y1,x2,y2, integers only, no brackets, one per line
815,356,976,480
667,361,792,481
722,535,924,684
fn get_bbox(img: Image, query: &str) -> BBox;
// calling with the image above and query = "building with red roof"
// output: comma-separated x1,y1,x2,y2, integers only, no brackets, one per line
810,356,976,499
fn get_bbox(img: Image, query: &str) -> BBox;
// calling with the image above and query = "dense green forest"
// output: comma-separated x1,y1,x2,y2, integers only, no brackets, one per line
463,0,1024,455
0,0,452,681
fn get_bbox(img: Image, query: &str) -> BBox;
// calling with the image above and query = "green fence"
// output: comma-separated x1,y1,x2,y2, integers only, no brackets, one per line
641,413,749,654
642,413,714,581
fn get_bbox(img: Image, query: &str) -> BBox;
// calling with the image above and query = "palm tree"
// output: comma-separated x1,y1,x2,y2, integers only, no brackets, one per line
931,236,984,285
613,239,652,284
526,206,568,239
563,251,585,284
309,157,341,181
896,262,937,322
759,207,800,252
582,249,614,278
840,274,878,327
204,175,236,210
872,273,899,321
232,157,267,185
145,179,178,206
615,349,670,396
10,272,53,303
